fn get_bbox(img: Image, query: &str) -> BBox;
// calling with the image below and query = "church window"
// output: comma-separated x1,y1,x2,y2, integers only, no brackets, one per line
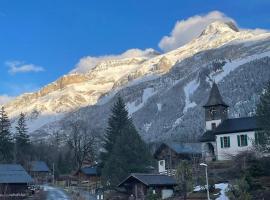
237,134,248,147
211,123,216,130
220,136,230,148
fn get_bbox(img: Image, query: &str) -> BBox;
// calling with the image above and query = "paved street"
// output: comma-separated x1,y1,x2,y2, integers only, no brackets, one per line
43,186,70,200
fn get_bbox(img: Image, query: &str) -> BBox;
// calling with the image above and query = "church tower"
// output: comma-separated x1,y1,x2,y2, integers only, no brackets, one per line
203,82,228,131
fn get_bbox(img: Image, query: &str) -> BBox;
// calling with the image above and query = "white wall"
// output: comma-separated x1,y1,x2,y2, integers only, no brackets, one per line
216,131,255,160
205,119,222,131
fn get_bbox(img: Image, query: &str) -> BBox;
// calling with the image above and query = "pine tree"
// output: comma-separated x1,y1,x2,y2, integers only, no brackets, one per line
101,96,130,163
256,81,270,151
0,106,13,162
15,113,31,164
101,97,152,186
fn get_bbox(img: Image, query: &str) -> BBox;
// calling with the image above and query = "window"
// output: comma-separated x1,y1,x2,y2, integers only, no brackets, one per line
220,136,230,148
237,134,248,147
211,123,216,130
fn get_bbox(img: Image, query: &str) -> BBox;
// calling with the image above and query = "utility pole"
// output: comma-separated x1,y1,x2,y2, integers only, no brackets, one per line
200,163,210,200
52,163,55,185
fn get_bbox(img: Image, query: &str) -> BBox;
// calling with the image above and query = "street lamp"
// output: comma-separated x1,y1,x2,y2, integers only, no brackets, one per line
200,163,210,200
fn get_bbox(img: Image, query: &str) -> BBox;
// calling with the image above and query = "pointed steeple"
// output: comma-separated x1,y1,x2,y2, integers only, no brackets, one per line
203,82,228,108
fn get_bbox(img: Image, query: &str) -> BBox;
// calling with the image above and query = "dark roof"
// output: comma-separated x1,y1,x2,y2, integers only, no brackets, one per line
154,142,201,157
199,131,215,142
118,173,177,187
0,164,33,184
203,82,228,107
80,166,98,176
31,161,50,172
214,116,261,135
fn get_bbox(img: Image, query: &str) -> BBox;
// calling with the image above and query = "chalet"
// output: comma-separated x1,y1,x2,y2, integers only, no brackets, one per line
154,143,201,175
118,173,177,199
74,166,101,189
200,82,263,160
0,164,33,195
30,161,50,183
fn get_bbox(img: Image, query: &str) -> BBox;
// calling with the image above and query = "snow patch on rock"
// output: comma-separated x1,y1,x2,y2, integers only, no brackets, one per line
127,88,156,115
183,79,200,113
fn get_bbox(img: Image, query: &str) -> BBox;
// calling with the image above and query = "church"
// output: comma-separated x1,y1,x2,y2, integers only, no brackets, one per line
200,83,263,161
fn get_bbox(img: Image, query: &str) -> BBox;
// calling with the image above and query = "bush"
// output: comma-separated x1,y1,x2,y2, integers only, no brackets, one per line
146,188,160,200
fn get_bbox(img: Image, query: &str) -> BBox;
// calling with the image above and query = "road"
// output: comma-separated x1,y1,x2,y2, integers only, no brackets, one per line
43,185,70,200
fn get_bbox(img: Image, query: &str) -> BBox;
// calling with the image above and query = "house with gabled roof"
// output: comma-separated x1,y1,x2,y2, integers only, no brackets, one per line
30,161,50,183
74,165,101,190
0,164,33,195
200,82,263,161
118,173,176,199
154,142,201,175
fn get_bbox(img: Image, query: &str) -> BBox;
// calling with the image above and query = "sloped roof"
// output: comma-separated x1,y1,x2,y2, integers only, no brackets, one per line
203,82,228,107
200,117,262,142
80,166,98,176
118,173,177,187
31,161,50,172
199,131,215,142
214,116,261,135
154,142,201,157
0,164,33,184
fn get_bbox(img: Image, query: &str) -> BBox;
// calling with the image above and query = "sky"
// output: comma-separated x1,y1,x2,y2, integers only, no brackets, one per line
0,0,270,102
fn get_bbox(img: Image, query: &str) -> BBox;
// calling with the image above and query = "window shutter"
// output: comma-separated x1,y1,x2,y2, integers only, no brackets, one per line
237,135,240,146
255,132,258,144
228,136,230,147
220,137,224,148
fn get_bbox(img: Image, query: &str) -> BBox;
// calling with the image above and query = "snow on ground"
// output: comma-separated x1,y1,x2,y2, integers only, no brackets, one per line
193,183,229,200
157,103,162,111
183,79,200,113
213,51,270,83
215,183,229,200
172,115,184,128
143,122,152,132
127,87,156,115
43,185,70,200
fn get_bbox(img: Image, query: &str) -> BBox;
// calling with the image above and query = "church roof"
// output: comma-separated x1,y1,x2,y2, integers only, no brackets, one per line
214,116,261,135
203,82,228,107
199,131,215,142
200,116,262,142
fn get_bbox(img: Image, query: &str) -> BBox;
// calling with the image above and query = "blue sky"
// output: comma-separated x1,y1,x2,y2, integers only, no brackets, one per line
0,0,270,99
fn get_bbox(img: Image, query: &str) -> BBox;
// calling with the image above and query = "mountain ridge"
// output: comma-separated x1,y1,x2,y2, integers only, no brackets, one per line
3,21,270,142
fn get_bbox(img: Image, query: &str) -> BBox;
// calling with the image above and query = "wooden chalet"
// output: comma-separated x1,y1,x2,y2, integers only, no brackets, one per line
74,165,101,190
118,173,177,199
154,143,202,175
0,164,33,196
30,161,50,184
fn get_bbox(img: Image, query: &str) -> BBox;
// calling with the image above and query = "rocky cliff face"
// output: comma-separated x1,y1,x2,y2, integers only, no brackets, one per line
3,21,270,142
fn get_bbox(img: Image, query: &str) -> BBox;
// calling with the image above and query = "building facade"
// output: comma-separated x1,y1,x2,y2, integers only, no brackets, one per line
200,83,262,161
154,143,201,175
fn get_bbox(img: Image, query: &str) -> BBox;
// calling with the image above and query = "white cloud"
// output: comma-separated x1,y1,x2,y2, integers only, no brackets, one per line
0,95,14,105
159,11,235,52
72,48,159,73
6,60,45,74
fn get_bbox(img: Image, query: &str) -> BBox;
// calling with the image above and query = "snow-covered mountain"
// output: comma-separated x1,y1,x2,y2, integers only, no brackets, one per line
3,21,270,142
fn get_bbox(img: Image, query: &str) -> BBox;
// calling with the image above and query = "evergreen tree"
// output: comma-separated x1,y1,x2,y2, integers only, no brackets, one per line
101,96,130,163
15,113,31,164
256,81,270,151
0,106,13,162
175,160,193,200
101,97,152,186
